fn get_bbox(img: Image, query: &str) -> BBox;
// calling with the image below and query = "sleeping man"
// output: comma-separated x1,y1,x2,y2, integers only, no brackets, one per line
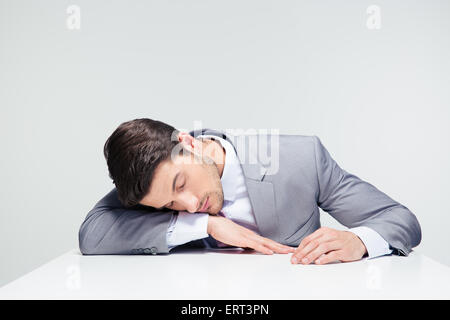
79,118,421,265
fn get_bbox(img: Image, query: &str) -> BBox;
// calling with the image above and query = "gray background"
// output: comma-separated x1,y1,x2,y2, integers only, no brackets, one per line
1,0,449,287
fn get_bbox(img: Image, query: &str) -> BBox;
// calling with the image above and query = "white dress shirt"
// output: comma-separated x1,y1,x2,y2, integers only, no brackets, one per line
167,134,393,259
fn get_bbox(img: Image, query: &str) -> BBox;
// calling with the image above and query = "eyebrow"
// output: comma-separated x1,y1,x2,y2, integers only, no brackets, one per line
156,172,181,210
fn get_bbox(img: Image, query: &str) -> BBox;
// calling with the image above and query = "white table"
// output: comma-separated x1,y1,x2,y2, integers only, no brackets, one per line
1,248,450,299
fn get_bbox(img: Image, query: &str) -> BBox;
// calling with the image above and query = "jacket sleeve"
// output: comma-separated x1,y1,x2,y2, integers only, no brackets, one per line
78,188,174,255
312,136,422,256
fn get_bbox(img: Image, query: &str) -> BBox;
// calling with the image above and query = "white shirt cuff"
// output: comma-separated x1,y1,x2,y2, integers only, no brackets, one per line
166,211,209,250
349,226,393,259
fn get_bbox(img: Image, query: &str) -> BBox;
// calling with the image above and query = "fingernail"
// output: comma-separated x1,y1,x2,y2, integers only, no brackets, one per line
315,259,321,264
302,257,308,264
291,257,298,264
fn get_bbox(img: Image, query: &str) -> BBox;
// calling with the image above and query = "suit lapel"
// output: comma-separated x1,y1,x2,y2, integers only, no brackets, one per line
243,178,279,240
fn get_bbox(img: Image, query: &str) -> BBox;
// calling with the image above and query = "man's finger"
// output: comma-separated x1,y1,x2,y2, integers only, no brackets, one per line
291,232,339,263
260,237,295,254
315,250,343,265
302,240,341,264
296,227,327,252
248,240,274,255
249,234,295,254
291,238,322,264
294,229,337,255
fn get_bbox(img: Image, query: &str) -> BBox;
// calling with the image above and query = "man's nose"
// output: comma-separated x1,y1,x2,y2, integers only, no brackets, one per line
182,194,199,213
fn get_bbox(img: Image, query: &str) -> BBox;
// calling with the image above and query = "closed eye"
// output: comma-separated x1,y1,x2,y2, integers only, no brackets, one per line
165,178,185,209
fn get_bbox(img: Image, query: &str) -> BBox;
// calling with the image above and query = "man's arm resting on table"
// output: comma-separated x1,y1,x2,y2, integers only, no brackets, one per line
168,212,295,255
78,188,292,256
78,188,173,255
291,136,421,265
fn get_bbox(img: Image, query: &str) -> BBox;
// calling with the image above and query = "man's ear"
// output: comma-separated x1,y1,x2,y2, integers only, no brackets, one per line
177,132,203,155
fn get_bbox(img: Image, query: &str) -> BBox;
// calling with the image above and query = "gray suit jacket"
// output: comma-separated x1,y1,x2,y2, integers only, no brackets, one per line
79,128,421,256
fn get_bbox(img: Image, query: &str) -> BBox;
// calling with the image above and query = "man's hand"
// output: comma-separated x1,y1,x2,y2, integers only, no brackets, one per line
291,227,367,265
207,215,295,255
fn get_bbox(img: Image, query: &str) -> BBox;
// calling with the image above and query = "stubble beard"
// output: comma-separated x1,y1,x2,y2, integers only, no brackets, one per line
203,158,224,215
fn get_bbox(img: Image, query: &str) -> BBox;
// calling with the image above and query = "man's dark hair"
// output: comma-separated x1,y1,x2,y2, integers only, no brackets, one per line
103,118,180,207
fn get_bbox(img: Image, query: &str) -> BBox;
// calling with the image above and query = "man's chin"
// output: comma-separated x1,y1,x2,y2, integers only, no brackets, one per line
207,207,221,215
208,198,224,215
